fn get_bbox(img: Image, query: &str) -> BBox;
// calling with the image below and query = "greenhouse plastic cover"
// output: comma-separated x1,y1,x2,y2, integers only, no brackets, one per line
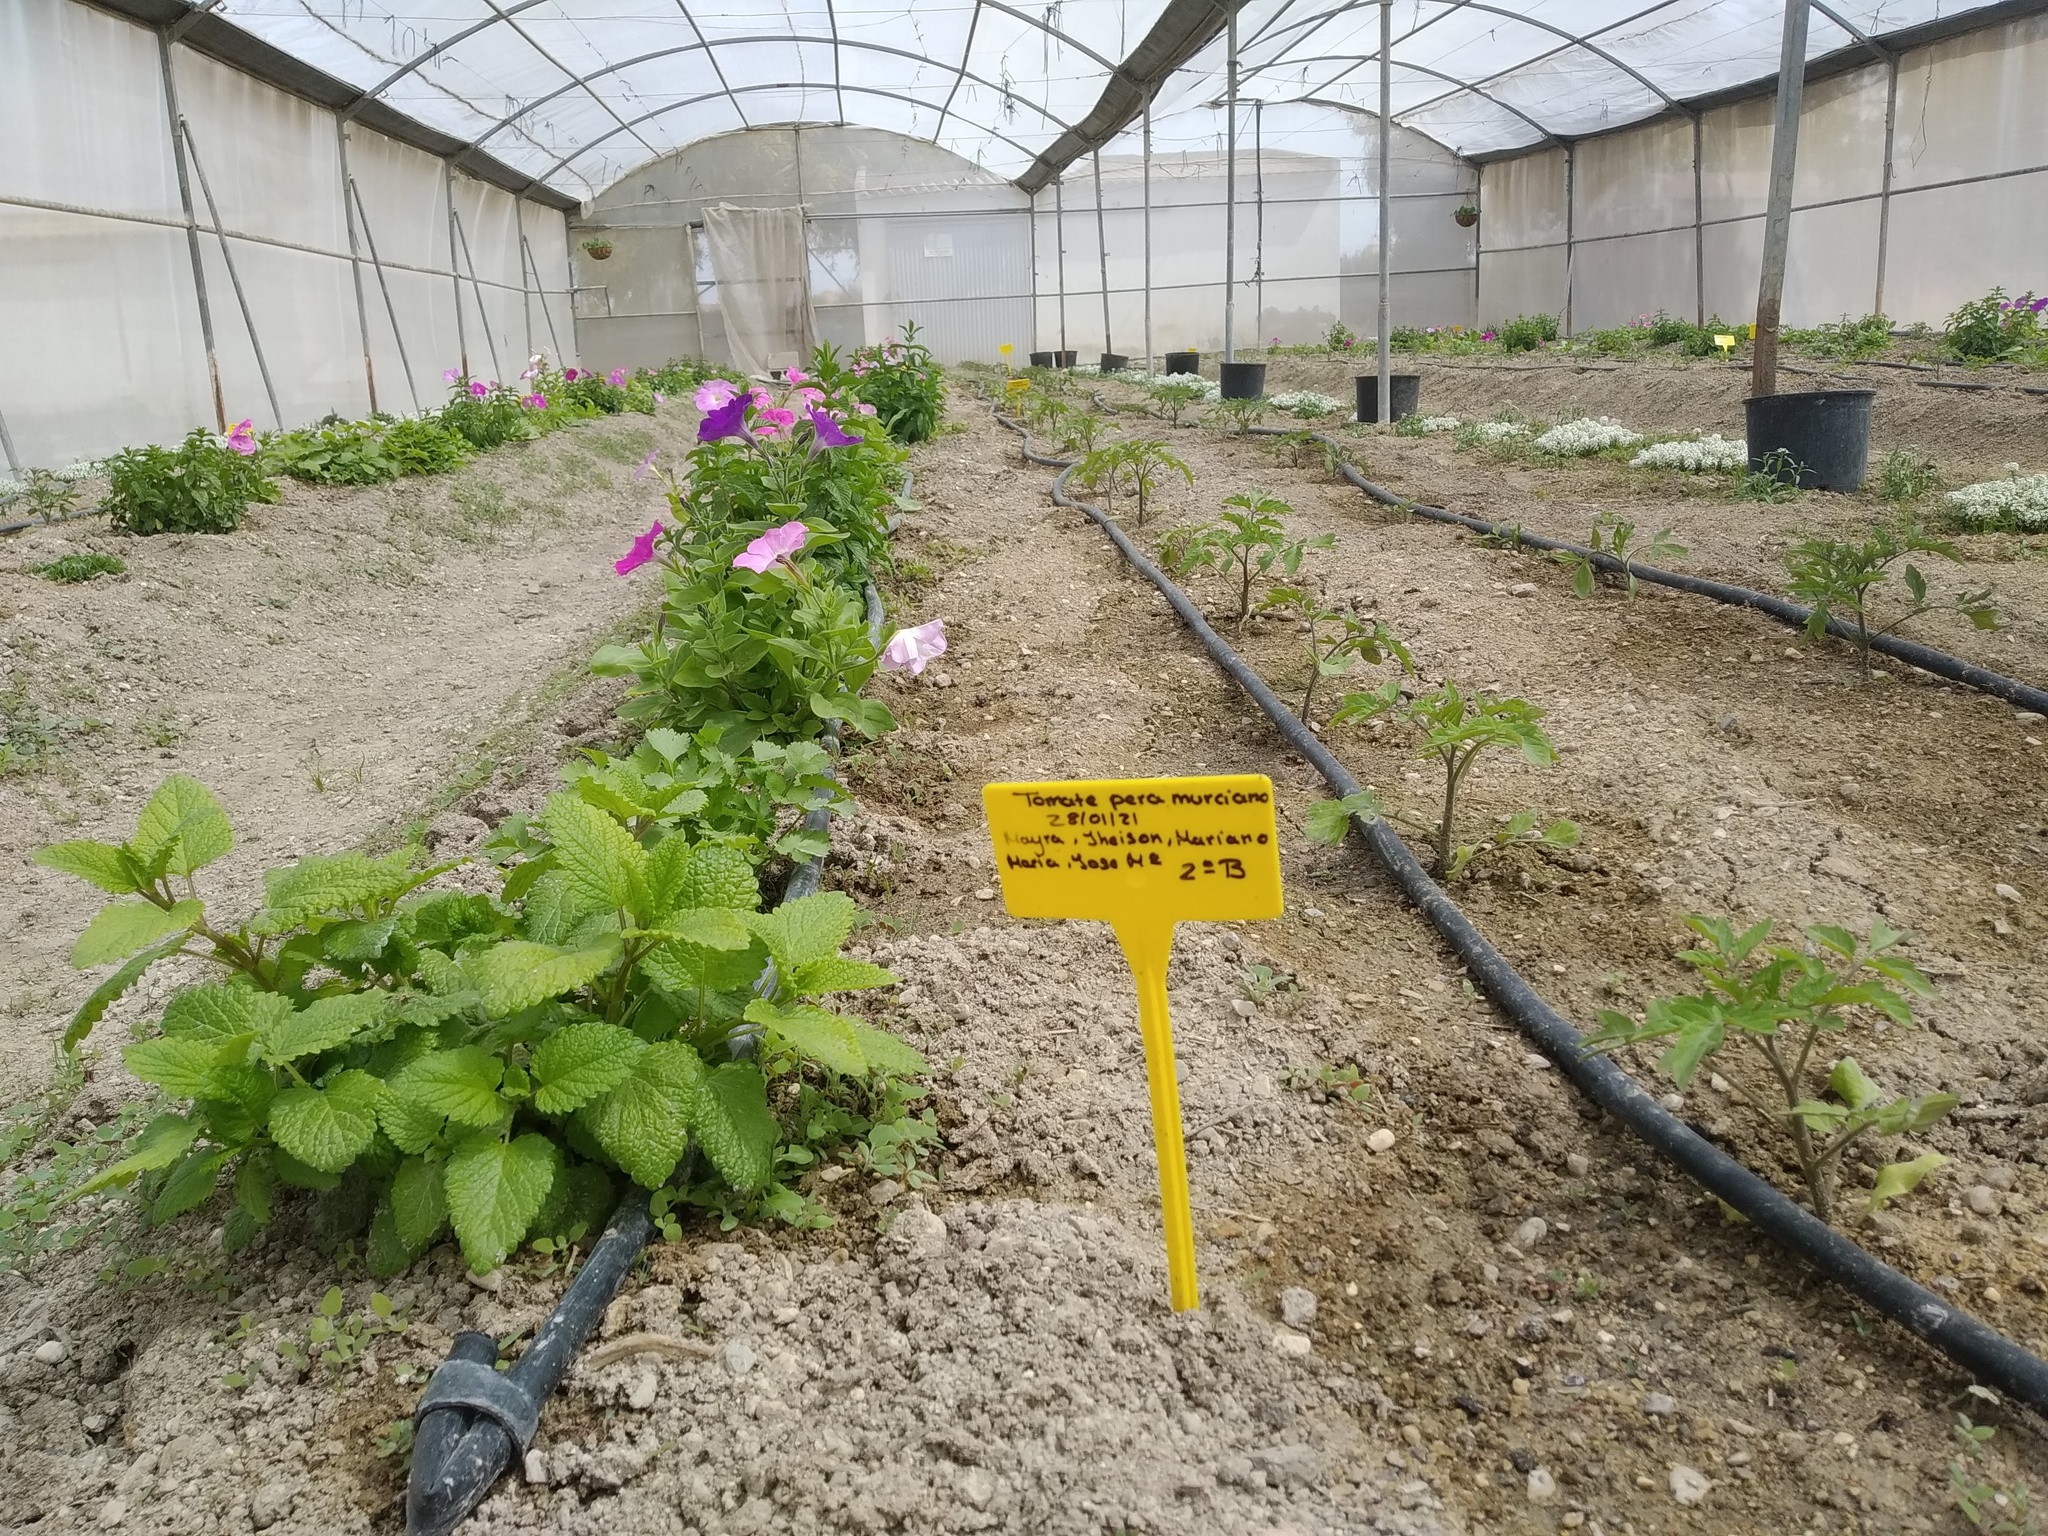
170,0,2021,202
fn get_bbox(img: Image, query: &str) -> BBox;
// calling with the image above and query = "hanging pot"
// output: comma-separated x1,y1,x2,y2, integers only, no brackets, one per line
1743,389,1876,491
1453,208,1479,229
1219,361,1266,400
1355,373,1422,424
581,239,614,261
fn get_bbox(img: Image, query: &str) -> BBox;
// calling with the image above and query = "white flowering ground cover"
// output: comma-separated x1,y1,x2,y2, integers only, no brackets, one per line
1533,417,1643,456
1268,390,1346,418
1629,434,1748,472
1947,469,2048,530
1462,420,1532,444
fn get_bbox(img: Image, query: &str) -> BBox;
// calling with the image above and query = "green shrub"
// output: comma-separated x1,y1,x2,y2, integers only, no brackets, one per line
849,322,945,444
1786,312,1893,360
1497,313,1560,352
380,417,473,476
561,373,627,415
438,384,535,451
1945,288,2044,361
261,421,402,486
104,430,279,535
37,773,930,1273
32,553,125,583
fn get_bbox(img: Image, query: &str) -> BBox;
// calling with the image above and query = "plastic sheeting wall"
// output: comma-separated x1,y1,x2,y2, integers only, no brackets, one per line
1477,12,2048,332
1046,103,1478,359
0,0,574,473
571,127,1031,373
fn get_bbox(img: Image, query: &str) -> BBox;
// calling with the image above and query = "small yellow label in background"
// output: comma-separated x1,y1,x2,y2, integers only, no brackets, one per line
982,775,1285,1312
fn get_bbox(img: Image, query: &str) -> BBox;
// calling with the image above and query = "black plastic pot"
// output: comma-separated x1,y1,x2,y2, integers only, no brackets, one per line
1054,350,1078,369
1219,361,1266,400
1100,353,1128,373
1744,389,1875,491
1355,373,1421,424
1165,351,1201,375
1028,351,1054,368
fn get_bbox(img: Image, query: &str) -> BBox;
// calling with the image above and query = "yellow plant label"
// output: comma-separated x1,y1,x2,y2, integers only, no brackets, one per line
982,775,1285,1311
1714,333,1736,350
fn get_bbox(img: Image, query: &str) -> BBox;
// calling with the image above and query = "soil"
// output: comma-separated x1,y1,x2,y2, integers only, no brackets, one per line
4,385,2047,1536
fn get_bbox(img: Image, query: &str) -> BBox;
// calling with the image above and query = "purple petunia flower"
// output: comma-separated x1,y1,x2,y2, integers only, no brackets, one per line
698,393,748,442
226,419,257,456
809,406,862,449
608,367,628,387
633,447,660,481
443,367,462,384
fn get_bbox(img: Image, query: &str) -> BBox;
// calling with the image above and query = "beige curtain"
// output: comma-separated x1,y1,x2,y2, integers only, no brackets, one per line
700,204,816,379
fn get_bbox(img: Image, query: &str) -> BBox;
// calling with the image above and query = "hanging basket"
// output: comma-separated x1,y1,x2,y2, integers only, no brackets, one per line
582,238,614,261
1453,207,1479,228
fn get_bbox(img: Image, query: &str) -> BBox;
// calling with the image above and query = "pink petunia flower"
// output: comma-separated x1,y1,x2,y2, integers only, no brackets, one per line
754,406,796,439
791,386,825,407
653,391,666,404
749,387,773,410
563,368,581,381
633,448,660,481
786,367,809,384
443,367,462,384
732,520,808,574
878,619,947,676
522,392,548,410
695,379,739,411
809,406,862,449
855,402,878,416
608,367,628,387
469,380,490,399
614,520,664,576
226,420,258,456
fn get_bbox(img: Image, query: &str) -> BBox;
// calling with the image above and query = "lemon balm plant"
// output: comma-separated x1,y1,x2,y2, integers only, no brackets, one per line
38,775,926,1275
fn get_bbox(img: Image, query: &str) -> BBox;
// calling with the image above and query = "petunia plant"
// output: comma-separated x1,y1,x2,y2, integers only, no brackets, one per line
39,775,929,1274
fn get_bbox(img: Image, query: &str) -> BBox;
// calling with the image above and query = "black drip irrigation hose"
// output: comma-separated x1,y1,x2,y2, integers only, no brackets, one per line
0,501,110,539
1242,425,2048,718
991,401,2048,1415
404,509,903,1533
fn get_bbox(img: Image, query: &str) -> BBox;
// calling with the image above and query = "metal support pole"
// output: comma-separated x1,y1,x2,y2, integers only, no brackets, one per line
337,122,379,416
1562,143,1576,336
687,224,708,360
445,161,470,379
522,233,564,364
0,408,21,475
515,205,534,360
1874,51,1899,317
1143,95,1154,372
1093,150,1113,360
1224,9,1238,363
1753,0,1813,399
181,118,283,431
1029,190,1040,352
348,179,423,415
1056,177,1068,355
158,31,226,432
1376,0,1392,424
1254,101,1265,350
1692,112,1706,327
451,206,504,386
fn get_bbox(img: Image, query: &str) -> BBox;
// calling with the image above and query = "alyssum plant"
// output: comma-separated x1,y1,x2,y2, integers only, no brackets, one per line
40,775,927,1274
1585,916,1955,1222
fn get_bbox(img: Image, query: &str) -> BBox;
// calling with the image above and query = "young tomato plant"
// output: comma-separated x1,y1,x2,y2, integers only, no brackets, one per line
1210,397,1269,434
1951,1415,2038,1533
1321,681,1577,878
1147,379,1210,425
1123,440,1193,527
1584,916,1953,1222
1159,492,1330,623
1786,513,1998,677
1262,584,1410,720
1549,514,1687,598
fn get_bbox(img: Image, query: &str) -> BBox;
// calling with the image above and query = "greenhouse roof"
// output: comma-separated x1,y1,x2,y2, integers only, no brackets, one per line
101,0,2031,204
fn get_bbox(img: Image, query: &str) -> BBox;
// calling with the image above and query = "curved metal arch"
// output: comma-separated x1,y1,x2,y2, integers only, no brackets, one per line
1294,52,1560,150
465,36,1073,156
344,0,1118,135
1237,0,1683,118
528,81,1049,192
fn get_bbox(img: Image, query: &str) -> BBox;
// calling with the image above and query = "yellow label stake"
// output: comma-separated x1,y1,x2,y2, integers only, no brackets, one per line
982,774,1285,1311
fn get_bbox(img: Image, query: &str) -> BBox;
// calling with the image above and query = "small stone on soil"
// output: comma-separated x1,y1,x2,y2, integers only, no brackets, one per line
1278,1287,1318,1329
1509,583,1537,597
1366,1128,1397,1153
1967,1186,2004,1217
1513,1217,1548,1249
720,1340,756,1377
1565,1153,1591,1177
1525,1467,1557,1503
524,1450,549,1485
1271,1328,1313,1357
1669,1464,1710,1506
33,1338,69,1365
1644,1392,1677,1417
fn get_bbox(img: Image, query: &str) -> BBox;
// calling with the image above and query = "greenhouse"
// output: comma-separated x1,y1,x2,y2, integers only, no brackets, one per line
4,0,2048,1533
